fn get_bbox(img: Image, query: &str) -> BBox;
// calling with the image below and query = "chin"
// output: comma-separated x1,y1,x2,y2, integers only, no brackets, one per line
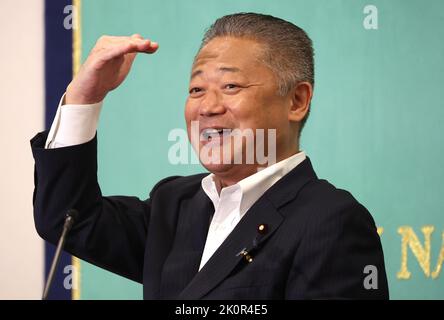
201,161,235,176
197,140,248,177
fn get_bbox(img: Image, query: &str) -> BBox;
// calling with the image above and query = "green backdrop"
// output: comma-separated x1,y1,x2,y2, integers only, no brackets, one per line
78,0,444,299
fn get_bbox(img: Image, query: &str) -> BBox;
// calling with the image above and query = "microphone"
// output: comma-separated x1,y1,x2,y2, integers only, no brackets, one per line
42,209,79,300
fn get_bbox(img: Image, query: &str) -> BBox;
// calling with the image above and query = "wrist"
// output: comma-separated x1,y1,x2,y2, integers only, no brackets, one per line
65,85,105,105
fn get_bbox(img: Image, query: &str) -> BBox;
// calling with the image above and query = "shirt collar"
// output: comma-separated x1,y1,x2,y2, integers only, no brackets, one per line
201,151,307,217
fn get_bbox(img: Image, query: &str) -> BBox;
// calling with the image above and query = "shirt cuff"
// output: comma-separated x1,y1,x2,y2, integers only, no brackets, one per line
45,93,103,149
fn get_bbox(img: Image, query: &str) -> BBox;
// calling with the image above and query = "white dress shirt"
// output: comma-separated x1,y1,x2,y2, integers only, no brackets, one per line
199,152,306,270
46,96,307,270
45,94,103,149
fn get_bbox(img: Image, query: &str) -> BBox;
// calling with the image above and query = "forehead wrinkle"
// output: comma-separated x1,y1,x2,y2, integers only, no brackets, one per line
192,51,218,69
218,66,240,73
190,38,268,81
191,66,241,80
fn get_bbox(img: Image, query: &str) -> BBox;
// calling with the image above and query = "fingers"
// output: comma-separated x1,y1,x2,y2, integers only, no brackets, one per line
131,33,144,40
145,41,159,53
124,35,159,53
94,35,159,62
129,34,158,53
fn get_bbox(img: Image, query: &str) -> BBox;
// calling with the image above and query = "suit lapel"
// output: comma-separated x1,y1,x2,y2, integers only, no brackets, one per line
178,157,318,299
178,197,283,299
159,187,213,298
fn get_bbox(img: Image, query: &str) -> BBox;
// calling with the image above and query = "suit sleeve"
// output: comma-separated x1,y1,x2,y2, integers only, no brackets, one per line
31,130,170,283
285,202,389,299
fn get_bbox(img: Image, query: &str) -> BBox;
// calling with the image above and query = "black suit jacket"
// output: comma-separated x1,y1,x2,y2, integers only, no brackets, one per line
31,131,389,299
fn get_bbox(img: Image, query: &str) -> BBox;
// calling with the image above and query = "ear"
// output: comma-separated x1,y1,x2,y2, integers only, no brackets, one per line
288,82,313,122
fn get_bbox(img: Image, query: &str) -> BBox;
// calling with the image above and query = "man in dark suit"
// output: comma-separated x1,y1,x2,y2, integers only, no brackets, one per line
31,13,389,299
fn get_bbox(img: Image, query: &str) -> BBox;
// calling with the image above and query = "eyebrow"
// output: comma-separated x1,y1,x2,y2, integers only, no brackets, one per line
190,67,241,80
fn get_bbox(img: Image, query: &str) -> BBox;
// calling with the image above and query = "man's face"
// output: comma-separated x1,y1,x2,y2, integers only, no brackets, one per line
185,36,296,183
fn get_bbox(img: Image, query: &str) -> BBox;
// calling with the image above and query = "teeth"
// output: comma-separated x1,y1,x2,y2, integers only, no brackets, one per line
202,128,231,140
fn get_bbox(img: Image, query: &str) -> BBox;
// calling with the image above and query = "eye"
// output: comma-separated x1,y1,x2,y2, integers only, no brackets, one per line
189,87,204,97
224,84,238,90
222,83,242,94
189,87,202,94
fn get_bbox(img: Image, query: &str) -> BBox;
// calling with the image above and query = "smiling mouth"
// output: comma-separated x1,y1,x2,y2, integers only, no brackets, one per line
201,128,232,141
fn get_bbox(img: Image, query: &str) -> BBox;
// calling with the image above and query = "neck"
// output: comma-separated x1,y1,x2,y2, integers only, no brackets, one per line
212,147,300,192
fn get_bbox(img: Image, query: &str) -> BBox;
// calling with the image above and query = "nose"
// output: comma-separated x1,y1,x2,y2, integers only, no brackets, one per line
199,90,226,117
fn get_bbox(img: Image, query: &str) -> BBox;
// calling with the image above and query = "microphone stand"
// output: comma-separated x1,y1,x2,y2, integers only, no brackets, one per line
42,209,78,300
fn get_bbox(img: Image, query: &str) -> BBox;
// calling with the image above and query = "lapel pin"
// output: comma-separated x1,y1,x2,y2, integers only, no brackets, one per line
253,223,269,248
236,224,269,263
257,223,268,235
237,248,254,263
